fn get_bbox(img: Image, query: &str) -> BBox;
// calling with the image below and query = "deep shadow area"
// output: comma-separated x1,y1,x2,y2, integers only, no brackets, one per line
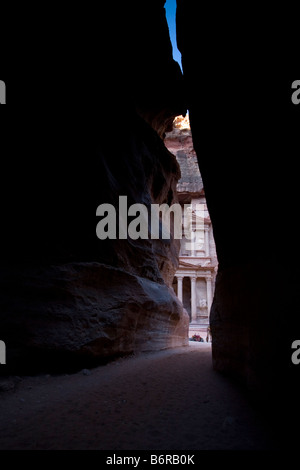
0,347,133,377
176,0,300,450
0,0,299,452
0,345,277,450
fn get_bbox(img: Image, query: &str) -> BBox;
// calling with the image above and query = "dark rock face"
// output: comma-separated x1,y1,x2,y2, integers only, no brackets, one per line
177,0,299,446
1,116,189,373
1,262,187,373
0,1,188,373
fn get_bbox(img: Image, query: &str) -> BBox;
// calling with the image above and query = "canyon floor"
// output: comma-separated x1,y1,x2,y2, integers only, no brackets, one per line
0,343,276,450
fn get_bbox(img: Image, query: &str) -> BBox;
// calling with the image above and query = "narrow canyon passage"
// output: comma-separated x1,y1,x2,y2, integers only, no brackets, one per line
0,344,275,450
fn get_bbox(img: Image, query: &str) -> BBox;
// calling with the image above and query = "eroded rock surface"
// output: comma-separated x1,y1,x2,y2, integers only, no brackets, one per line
165,115,204,202
0,1,188,373
176,0,300,447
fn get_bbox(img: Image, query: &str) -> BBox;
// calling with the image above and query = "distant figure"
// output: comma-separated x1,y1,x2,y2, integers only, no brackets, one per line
191,334,203,342
206,326,212,342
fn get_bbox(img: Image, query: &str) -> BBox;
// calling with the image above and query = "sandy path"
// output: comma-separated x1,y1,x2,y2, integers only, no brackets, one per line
0,343,275,450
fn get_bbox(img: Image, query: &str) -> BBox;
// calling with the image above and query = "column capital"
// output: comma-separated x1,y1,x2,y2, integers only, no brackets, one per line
176,275,184,281
190,275,197,282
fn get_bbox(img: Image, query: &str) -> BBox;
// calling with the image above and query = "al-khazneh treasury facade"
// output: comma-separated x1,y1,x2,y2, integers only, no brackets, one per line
165,116,218,334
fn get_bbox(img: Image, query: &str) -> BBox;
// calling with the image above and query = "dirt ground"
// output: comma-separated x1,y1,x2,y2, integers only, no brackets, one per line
0,343,276,450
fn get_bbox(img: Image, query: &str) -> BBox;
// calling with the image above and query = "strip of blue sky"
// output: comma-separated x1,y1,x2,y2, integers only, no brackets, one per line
165,0,182,70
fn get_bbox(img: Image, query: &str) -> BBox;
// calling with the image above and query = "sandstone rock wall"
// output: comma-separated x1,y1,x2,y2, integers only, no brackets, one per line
176,0,300,447
164,116,204,202
0,1,188,373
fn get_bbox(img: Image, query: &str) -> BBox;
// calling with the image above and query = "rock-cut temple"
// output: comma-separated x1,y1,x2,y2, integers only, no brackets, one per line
165,115,218,339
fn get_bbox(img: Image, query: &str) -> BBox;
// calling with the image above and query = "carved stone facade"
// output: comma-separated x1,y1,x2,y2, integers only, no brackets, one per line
165,116,218,337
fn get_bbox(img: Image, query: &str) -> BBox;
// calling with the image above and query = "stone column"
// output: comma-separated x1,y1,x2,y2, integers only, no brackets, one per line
191,230,196,257
204,225,210,257
206,275,212,313
177,275,183,303
191,275,197,322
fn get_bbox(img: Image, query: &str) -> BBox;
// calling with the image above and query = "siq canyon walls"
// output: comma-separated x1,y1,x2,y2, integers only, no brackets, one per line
177,0,300,445
0,1,189,374
164,115,204,202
